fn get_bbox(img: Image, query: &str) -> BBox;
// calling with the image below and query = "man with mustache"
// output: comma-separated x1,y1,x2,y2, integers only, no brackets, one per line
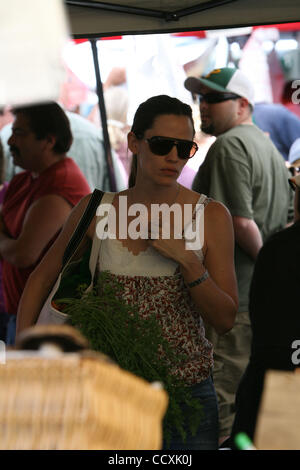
0,102,90,345
184,67,292,445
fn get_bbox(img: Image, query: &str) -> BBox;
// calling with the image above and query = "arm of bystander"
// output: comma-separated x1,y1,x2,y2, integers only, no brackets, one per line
0,195,73,268
16,194,93,335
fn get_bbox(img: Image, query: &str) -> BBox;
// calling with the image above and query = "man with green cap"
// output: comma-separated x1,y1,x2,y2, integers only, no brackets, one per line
185,67,292,444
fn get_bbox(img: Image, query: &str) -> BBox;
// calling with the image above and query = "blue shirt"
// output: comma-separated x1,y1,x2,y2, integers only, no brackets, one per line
253,103,300,160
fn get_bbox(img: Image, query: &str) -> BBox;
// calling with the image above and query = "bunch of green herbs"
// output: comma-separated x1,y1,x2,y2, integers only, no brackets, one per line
55,271,203,444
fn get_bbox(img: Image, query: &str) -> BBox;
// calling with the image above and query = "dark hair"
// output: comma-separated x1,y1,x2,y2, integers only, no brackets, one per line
12,102,73,154
128,95,195,187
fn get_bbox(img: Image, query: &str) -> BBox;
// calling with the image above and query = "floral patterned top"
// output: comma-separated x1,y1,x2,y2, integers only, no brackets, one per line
98,194,213,385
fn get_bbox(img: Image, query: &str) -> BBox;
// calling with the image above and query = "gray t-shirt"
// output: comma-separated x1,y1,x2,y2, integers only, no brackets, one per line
192,124,292,313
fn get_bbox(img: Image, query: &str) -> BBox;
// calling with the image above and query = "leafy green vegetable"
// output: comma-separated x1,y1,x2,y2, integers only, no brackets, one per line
55,271,203,444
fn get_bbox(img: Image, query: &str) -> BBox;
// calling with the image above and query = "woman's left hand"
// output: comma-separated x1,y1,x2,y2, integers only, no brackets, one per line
147,220,191,265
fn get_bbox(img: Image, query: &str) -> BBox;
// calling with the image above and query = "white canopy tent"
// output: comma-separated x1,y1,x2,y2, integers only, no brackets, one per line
63,0,300,190
65,0,300,38
1,1,299,190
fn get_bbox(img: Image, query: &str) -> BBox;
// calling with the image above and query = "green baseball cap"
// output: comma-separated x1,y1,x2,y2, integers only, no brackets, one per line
184,67,255,106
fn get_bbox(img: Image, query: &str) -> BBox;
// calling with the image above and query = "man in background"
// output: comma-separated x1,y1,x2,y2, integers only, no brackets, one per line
184,67,292,444
0,109,126,191
0,102,90,344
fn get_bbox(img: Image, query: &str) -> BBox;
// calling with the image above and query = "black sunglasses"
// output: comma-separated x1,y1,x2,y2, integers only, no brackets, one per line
145,136,198,160
199,92,241,104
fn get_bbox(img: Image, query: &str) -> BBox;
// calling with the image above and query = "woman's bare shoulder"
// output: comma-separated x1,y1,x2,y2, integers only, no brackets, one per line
204,200,234,240
75,193,94,210
65,193,96,239
205,199,231,218
74,191,113,214
178,186,232,220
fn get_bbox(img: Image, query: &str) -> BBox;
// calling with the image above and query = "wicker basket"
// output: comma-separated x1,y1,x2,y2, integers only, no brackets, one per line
0,351,168,450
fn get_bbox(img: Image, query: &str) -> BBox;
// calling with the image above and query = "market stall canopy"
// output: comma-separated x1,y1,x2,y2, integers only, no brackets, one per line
65,0,300,38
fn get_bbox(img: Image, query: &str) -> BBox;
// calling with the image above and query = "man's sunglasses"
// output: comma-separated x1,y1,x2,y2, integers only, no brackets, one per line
145,136,198,160
199,92,241,104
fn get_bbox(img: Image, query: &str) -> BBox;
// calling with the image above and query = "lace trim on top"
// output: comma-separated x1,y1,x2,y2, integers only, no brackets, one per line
99,194,210,276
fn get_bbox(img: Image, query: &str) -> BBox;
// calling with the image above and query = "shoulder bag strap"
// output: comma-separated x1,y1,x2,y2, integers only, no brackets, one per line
88,192,116,283
62,189,104,268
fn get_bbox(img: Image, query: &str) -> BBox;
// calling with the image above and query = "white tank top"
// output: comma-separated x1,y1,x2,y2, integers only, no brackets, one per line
99,194,208,276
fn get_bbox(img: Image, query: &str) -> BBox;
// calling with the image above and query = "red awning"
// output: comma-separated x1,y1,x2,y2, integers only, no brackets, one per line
72,22,300,45
73,36,122,44
253,22,300,31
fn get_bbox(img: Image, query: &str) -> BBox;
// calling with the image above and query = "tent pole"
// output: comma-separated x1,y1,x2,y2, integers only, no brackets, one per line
90,38,117,192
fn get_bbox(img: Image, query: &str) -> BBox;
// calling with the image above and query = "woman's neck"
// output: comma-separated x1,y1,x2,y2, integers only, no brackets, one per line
129,181,180,206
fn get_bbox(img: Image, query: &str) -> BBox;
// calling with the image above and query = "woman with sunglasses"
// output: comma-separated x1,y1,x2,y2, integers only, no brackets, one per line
16,95,238,450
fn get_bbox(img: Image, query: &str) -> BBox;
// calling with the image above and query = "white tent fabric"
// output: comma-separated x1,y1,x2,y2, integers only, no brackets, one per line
66,0,300,37
0,0,68,107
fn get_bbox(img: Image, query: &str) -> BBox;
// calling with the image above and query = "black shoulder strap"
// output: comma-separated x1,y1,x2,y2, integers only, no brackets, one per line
62,189,104,268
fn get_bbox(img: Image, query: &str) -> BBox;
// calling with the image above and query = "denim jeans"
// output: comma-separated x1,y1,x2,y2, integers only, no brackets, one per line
6,314,16,346
163,376,219,450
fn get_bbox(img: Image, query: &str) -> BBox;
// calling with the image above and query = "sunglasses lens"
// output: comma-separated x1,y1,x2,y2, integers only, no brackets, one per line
148,140,173,156
199,93,240,104
147,137,197,160
177,142,195,159
199,93,220,104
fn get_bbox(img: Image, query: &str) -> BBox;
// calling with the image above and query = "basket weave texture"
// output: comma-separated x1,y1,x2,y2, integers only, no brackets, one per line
0,353,168,450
